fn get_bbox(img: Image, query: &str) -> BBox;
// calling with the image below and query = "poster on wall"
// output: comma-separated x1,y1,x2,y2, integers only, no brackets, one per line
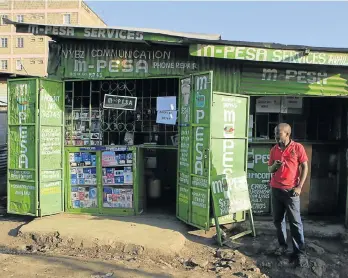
156,97,176,111
256,96,281,113
247,146,272,214
156,110,177,125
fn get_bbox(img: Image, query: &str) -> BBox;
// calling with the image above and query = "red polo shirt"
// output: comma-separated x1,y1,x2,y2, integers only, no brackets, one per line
268,141,308,189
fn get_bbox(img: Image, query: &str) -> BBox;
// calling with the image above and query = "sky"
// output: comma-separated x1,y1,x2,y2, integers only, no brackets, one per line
86,1,347,48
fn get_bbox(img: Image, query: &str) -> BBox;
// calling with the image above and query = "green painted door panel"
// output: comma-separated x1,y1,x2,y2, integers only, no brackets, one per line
38,79,65,216
177,76,250,230
177,76,192,223
7,78,65,216
211,94,248,139
7,79,38,216
177,72,213,230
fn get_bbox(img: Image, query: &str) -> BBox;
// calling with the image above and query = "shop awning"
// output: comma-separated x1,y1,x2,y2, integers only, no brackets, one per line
4,19,221,45
189,43,348,67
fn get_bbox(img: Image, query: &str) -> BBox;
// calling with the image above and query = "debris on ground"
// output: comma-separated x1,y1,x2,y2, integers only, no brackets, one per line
0,215,347,278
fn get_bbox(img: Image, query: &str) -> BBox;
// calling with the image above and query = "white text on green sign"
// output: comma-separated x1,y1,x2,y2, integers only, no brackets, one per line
190,44,348,66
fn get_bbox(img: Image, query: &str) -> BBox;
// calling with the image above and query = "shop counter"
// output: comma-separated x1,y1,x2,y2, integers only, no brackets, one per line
65,145,139,216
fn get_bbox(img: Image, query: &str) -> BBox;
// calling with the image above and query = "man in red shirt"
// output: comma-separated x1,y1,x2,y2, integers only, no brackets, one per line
268,123,308,266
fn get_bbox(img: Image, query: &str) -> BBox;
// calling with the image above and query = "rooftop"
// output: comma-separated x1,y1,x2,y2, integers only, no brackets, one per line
5,19,348,54
4,19,221,43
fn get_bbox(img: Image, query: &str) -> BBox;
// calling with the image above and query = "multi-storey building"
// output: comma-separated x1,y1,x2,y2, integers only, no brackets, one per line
0,0,106,76
0,0,105,146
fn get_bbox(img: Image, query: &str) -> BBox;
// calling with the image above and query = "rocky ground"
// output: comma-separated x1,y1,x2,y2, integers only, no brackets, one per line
0,206,347,278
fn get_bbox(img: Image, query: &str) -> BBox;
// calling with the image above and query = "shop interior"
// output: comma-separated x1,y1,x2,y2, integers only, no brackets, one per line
249,95,348,216
65,78,179,214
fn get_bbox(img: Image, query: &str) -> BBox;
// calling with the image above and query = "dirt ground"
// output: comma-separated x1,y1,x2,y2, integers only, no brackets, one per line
0,214,347,278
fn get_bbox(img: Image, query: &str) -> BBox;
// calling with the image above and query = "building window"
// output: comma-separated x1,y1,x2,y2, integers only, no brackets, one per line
63,14,71,25
1,60,8,70
31,37,35,42
0,15,8,25
38,37,44,42
16,15,24,23
30,60,35,64
16,60,22,71
37,59,43,64
1,38,7,48
17,37,24,48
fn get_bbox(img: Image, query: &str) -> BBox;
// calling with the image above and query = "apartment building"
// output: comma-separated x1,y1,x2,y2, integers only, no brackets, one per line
0,0,106,76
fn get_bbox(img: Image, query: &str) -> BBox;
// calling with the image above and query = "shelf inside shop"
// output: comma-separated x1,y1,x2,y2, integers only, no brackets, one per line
72,184,97,186
102,184,133,186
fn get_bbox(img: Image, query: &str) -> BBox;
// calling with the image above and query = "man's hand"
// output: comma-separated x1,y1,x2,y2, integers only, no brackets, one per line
268,160,282,173
293,186,302,196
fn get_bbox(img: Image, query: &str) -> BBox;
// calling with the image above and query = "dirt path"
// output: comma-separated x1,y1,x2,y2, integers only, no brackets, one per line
0,215,347,278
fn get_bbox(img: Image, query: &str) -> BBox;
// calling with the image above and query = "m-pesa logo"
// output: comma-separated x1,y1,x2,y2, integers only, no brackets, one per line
223,110,235,137
224,125,235,134
16,83,29,169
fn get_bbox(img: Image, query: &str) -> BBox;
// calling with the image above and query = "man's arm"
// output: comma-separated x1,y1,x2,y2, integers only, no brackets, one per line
297,161,308,188
268,164,279,173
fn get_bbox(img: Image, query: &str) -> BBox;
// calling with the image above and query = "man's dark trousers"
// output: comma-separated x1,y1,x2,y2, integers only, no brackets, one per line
272,187,305,254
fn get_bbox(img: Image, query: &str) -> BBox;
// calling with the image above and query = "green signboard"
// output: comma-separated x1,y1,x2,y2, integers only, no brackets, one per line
190,44,348,67
48,41,198,79
7,78,64,216
16,23,186,43
211,175,251,217
8,79,38,215
211,174,255,246
240,65,348,96
247,146,271,214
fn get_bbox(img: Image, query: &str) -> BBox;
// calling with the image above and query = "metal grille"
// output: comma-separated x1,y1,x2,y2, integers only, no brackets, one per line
65,78,179,146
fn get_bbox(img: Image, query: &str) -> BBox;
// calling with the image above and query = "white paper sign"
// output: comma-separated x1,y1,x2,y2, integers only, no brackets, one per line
283,96,303,109
157,97,176,111
256,96,281,113
156,110,177,125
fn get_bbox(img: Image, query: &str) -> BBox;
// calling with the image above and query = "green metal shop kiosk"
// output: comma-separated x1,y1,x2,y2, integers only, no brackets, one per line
7,72,251,232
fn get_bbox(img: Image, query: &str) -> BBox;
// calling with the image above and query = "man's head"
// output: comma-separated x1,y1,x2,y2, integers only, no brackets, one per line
274,123,291,145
